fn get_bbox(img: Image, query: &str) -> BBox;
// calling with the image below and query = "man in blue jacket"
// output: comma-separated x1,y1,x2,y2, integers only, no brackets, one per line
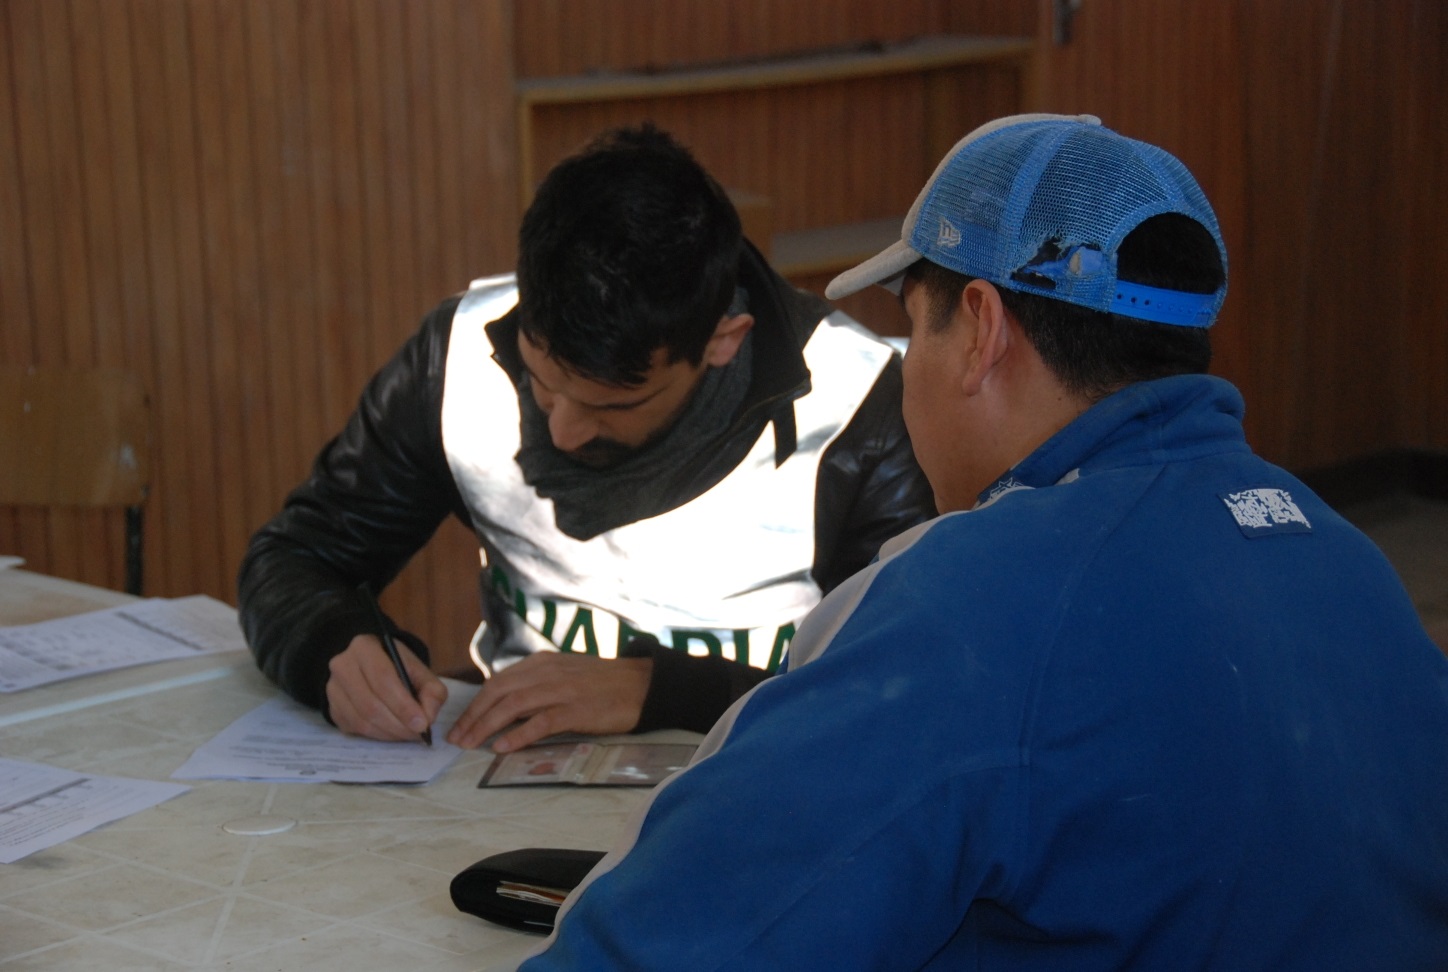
520,114,1448,970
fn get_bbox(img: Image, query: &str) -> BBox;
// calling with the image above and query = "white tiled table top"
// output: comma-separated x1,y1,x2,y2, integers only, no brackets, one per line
0,570,654,971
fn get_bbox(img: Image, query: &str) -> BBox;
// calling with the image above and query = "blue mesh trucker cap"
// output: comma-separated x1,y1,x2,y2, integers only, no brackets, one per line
826,114,1228,327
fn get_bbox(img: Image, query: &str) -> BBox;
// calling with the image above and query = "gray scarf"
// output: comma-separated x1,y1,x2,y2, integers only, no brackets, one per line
515,329,754,540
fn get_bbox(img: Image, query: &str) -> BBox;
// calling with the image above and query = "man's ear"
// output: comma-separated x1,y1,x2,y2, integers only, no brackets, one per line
702,312,754,368
960,281,1011,396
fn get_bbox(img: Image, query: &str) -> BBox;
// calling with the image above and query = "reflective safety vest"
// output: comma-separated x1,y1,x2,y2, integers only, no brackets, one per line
441,273,894,673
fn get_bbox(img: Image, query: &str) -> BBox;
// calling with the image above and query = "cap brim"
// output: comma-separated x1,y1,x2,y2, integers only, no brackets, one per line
824,240,921,300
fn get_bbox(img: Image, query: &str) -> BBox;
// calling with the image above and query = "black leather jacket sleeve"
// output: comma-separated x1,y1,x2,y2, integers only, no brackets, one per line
238,296,935,726
811,353,936,594
237,298,468,712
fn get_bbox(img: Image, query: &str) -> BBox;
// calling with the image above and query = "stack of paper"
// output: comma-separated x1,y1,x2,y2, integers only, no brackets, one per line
0,595,244,692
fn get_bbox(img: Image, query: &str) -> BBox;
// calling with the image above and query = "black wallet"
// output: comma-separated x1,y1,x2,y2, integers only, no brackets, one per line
450,847,607,933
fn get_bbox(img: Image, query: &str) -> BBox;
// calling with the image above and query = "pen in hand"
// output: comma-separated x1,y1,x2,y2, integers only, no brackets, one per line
358,582,433,746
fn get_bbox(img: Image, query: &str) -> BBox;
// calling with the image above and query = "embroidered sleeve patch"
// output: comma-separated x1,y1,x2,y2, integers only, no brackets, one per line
1220,488,1313,537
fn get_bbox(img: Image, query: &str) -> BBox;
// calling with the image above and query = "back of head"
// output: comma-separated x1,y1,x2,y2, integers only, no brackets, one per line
517,124,743,386
829,114,1228,401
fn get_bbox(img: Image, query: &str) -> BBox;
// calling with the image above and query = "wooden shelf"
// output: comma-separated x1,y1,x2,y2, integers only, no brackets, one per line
770,217,902,278
513,32,1038,316
517,35,1034,107
515,35,1036,203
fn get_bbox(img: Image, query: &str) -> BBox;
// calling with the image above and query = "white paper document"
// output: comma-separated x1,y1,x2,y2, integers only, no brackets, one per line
172,680,480,784
0,595,246,692
0,758,189,864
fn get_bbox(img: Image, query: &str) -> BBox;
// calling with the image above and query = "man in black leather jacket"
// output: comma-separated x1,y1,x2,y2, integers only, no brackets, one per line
238,125,934,752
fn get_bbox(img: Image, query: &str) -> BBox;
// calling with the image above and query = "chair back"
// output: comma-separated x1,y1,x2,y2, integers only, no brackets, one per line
0,366,151,592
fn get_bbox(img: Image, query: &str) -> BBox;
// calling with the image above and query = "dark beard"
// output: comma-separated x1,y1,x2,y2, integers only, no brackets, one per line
563,437,637,469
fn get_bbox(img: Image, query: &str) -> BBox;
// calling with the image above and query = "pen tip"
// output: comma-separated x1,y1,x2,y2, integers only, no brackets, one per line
422,728,434,747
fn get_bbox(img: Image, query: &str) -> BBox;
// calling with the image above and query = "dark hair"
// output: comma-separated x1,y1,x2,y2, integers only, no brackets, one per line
515,124,742,386
906,213,1223,402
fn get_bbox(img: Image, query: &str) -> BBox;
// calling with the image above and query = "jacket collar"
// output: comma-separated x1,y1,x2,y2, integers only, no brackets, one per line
978,374,1250,504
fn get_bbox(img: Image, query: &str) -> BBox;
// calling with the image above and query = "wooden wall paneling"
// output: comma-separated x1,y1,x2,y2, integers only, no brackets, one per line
401,2,444,304
514,0,952,80
0,4,14,561
940,0,1043,105
348,0,420,633
7,1,64,367
10,1,82,584
0,5,30,365
211,0,278,540
269,0,331,495
93,0,153,390
187,0,252,598
520,58,1032,239
155,0,223,598
457,1,518,277
38,1,95,368
768,77,926,232
525,92,769,204
0,1,518,638
1293,2,1399,469
1234,0,1332,466
1411,1,1448,453
406,1,520,671
1237,0,1407,470
300,0,361,439
124,0,178,593
921,64,1009,162
347,1,521,670
939,0,1039,38
1037,0,1260,455
0,4,40,571
379,0,461,660
55,0,112,589
400,0,513,670
69,1,129,590
335,3,385,420
353,0,436,638
71,3,119,367
804,65,1036,339
83,0,152,592
1174,2,1249,448
242,0,304,502
382,1,457,655
452,0,523,665
426,2,472,298
351,0,397,366
1393,0,1448,453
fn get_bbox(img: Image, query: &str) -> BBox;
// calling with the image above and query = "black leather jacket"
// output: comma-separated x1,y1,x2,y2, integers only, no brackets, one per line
238,246,936,732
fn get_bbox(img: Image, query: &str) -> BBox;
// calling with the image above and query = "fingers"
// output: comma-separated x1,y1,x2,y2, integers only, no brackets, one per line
403,650,448,727
445,660,544,749
444,653,652,752
489,704,568,754
326,634,448,741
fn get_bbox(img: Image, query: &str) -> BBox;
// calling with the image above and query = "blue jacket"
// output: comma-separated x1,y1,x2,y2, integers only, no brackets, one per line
524,374,1448,971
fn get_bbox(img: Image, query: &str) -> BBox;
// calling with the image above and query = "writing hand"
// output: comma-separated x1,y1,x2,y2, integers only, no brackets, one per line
445,653,653,752
326,634,448,741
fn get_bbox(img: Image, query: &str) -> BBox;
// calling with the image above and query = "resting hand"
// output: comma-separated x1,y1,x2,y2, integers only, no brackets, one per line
326,634,448,741
445,652,652,752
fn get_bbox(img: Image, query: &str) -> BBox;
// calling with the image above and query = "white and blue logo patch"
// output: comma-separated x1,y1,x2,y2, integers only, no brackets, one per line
1221,487,1312,538
937,216,961,248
